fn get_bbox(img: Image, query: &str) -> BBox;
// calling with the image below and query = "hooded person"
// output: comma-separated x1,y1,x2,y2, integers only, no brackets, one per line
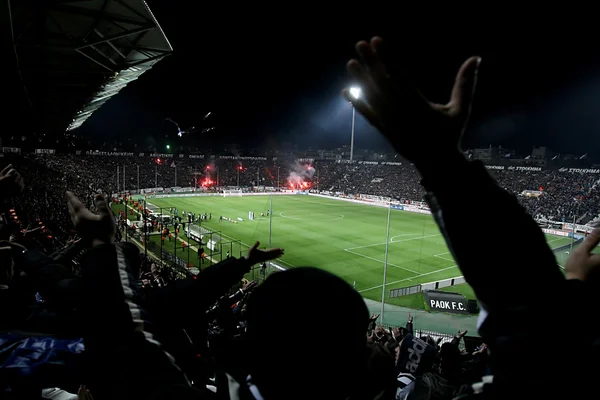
237,267,370,400
395,334,437,376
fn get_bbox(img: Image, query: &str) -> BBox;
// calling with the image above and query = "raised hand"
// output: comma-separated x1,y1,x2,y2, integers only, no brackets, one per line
244,241,284,265
66,191,116,246
242,280,258,293
375,324,386,339
565,228,600,281
366,330,374,344
456,329,468,339
77,385,94,400
343,37,480,168
0,164,24,198
472,343,488,356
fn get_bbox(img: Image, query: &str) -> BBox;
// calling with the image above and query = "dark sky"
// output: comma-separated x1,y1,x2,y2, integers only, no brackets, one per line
76,6,600,157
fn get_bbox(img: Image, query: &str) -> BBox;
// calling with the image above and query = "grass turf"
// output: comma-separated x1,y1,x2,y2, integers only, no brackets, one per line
135,194,578,310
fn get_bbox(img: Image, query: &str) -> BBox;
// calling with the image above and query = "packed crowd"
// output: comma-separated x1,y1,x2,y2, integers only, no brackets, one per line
1,154,96,247
1,36,600,399
4,152,597,248
315,161,600,224
495,169,600,223
314,161,424,202
0,154,286,246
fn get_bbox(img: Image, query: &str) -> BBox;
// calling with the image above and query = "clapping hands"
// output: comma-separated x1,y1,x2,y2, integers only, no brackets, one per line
244,241,284,266
343,37,480,169
66,191,116,246
566,228,600,281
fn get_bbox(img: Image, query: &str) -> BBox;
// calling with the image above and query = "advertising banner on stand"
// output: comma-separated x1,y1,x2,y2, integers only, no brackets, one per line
423,290,469,314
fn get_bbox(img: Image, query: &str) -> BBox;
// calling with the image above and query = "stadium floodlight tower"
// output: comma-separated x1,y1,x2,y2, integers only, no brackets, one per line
349,87,361,161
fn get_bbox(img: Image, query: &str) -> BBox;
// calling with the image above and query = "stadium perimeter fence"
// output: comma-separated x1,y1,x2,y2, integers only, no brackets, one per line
375,326,467,350
110,195,583,343
111,199,281,282
113,200,478,340
388,237,584,299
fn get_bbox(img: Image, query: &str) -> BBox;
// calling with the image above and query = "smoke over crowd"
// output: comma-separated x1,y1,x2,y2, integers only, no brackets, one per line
287,161,315,190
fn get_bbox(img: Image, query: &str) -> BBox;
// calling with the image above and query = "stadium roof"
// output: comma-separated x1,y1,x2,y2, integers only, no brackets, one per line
9,0,172,134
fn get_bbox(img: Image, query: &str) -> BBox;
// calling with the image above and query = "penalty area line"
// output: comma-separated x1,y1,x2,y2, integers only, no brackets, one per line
344,233,442,251
343,248,420,274
357,264,459,293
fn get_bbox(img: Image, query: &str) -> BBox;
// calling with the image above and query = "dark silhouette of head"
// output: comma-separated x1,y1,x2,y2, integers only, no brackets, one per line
245,267,369,400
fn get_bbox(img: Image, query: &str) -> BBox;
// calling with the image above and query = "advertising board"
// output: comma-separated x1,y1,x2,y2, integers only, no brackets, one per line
423,290,469,314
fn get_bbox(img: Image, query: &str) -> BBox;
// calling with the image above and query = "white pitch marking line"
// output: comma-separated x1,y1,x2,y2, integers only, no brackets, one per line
433,252,455,262
279,212,344,221
277,258,295,267
343,249,420,274
358,264,459,293
344,233,442,251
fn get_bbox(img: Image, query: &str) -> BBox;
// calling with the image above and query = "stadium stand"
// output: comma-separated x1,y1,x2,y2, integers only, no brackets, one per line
2,25,600,399
4,153,598,242
3,149,597,399
7,0,172,139
314,160,600,224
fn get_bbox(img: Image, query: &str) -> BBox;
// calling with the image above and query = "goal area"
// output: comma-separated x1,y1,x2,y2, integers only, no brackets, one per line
223,189,243,197
184,223,254,269
185,224,222,251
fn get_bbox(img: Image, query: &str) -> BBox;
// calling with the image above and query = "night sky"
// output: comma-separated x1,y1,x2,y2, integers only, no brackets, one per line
11,4,600,158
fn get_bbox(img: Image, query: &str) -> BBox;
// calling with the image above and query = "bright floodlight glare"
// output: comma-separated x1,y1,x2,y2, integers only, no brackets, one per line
349,87,361,99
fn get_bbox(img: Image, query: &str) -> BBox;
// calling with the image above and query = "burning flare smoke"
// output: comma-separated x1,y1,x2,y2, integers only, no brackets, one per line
287,162,315,190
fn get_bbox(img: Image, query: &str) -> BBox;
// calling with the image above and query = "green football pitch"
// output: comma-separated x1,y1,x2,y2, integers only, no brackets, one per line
141,194,575,309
